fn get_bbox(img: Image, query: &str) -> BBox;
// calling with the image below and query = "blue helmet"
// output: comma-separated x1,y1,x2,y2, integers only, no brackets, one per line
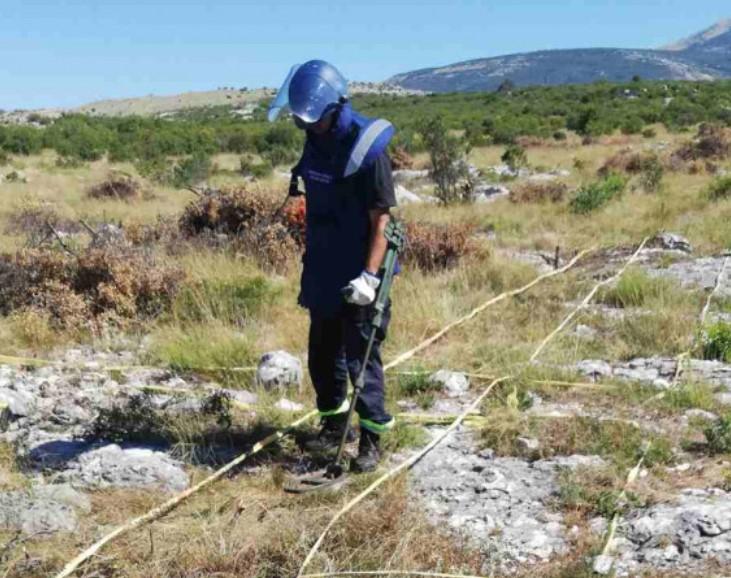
268,60,348,123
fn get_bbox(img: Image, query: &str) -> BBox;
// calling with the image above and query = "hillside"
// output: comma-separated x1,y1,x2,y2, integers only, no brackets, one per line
389,20,731,92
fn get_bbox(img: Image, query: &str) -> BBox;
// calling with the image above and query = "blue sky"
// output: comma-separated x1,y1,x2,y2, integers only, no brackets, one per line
1,1,728,110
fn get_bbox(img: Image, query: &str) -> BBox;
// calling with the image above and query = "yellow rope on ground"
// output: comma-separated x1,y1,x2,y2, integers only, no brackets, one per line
296,376,509,578
383,247,594,371
529,237,650,362
53,244,593,578
594,444,650,573
53,408,318,578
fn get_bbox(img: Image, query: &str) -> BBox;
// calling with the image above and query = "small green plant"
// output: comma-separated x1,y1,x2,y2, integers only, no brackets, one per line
501,144,528,172
570,173,626,214
705,176,731,201
702,322,731,362
600,268,673,308
642,128,657,138
639,156,664,193
704,414,731,455
397,371,441,397
240,156,273,179
171,153,212,188
418,115,471,204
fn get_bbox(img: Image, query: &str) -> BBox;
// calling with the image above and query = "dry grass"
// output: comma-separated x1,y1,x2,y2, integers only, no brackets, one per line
2,127,731,576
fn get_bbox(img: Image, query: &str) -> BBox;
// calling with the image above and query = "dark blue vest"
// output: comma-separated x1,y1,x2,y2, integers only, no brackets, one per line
295,104,394,315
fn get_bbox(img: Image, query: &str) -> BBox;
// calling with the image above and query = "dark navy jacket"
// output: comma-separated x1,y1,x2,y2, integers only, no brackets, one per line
293,104,394,316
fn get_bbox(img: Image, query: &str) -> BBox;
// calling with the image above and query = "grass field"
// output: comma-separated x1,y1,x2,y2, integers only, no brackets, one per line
1,121,730,577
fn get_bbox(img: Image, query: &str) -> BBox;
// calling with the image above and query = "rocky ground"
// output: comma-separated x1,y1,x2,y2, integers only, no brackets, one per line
2,234,731,576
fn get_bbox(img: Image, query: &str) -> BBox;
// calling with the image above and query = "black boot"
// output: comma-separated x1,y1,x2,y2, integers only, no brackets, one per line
303,414,356,454
351,428,381,473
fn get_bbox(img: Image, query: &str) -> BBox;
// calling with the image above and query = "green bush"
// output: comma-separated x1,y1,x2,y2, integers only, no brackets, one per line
240,156,273,179
418,115,471,204
570,173,626,214
642,128,657,138
638,155,664,193
702,322,731,362
171,153,212,188
501,144,527,171
704,414,731,455
705,176,731,201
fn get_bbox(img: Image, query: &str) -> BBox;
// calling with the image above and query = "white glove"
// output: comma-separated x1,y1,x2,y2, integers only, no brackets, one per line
343,270,380,306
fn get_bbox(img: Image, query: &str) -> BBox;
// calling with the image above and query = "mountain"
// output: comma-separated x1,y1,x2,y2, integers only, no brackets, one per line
388,20,731,93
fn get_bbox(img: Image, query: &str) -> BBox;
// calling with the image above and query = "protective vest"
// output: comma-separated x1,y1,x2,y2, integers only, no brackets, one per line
293,104,394,315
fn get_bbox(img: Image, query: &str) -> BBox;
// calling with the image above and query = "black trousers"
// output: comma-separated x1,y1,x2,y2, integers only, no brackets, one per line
308,302,392,430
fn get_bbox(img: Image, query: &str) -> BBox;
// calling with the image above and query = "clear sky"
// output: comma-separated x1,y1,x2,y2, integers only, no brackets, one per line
1,1,728,110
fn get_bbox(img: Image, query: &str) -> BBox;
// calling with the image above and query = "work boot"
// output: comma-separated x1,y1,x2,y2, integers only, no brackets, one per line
303,414,355,454
351,428,381,473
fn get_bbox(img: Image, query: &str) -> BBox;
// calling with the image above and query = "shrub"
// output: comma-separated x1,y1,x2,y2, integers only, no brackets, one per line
509,180,567,204
418,115,471,204
638,155,664,193
390,147,414,170
179,187,304,271
0,151,10,165
552,130,567,141
0,246,184,331
642,128,657,138
570,173,626,214
672,123,729,163
87,174,142,200
239,156,273,179
702,322,731,362
705,176,731,201
4,202,80,245
704,414,731,455
600,268,674,308
501,144,527,171
598,149,659,176
171,153,212,188
403,221,475,271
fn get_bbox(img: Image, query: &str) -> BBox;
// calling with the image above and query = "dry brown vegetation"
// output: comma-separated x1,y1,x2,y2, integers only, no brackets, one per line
402,220,476,271
87,173,144,201
509,180,568,203
0,246,184,331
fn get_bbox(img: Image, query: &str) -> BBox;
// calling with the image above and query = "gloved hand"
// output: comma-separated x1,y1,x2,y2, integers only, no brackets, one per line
342,270,380,306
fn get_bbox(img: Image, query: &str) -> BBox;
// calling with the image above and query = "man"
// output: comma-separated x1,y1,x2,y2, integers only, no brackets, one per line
268,60,397,472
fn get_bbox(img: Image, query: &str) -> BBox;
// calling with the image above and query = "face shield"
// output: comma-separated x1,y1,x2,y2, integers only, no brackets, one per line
267,60,348,124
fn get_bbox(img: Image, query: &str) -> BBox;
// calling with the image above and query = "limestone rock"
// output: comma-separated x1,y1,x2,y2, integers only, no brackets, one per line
428,370,470,397
395,184,424,204
274,398,304,412
650,232,693,253
0,484,89,535
576,359,613,380
58,444,189,492
256,351,303,391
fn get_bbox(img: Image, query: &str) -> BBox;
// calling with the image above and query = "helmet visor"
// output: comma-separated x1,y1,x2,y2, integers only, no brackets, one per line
267,64,300,122
288,73,342,124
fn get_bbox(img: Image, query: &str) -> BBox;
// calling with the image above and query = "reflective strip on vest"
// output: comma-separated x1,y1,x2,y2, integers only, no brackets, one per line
318,398,350,417
344,119,393,178
359,417,395,434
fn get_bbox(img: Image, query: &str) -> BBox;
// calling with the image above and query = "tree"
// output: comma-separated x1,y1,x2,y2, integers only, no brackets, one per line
419,115,472,204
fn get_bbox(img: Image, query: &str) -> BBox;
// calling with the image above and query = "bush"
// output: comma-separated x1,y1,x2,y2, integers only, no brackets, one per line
552,130,567,141
390,147,414,170
239,156,273,179
638,155,664,193
570,173,626,214
179,187,304,271
702,322,731,362
704,414,731,455
600,268,674,308
171,153,212,188
403,221,475,271
501,144,527,171
509,180,567,203
87,174,142,200
418,115,471,204
672,123,729,163
642,128,657,138
598,149,659,177
705,176,731,201
0,246,184,331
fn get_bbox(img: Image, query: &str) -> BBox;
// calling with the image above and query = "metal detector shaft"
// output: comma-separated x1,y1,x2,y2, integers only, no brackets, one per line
332,219,406,467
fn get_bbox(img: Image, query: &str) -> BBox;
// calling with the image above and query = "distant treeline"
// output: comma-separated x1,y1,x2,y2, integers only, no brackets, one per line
1,80,730,165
